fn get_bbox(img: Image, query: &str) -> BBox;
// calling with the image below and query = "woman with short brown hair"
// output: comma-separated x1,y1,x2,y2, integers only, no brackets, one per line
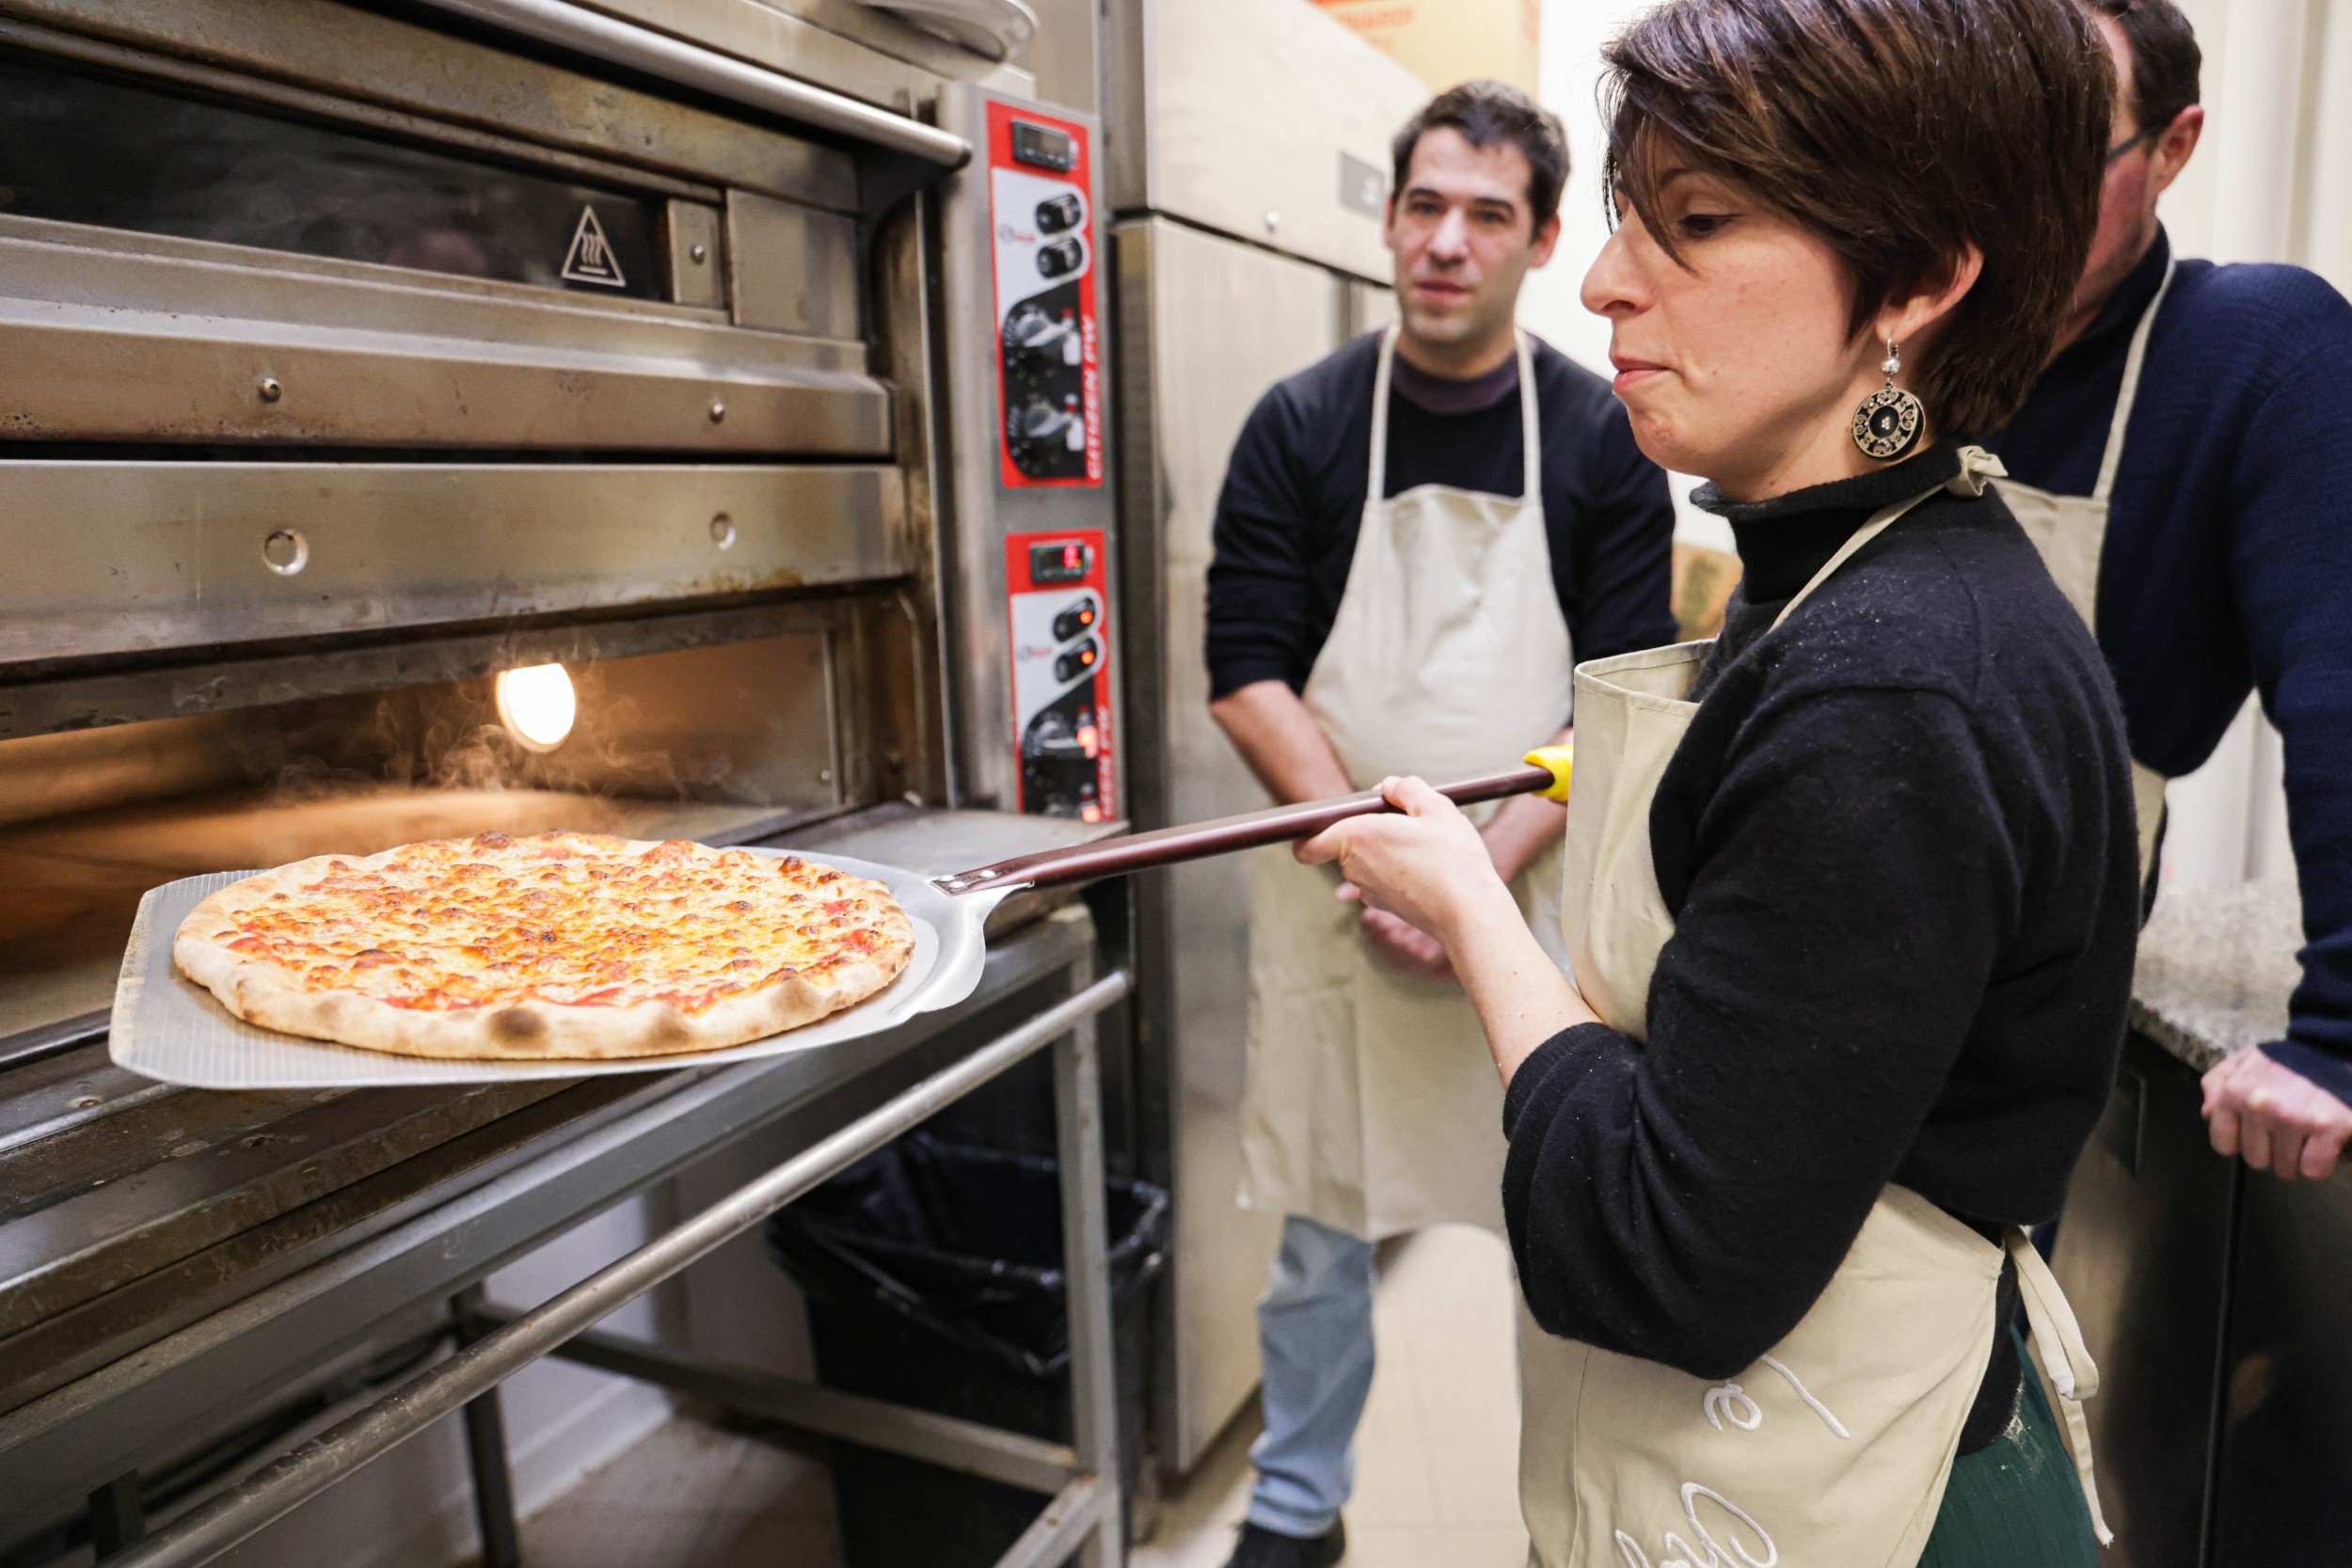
1300,0,2136,1562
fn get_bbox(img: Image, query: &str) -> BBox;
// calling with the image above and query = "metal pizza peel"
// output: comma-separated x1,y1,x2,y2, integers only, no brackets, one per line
111,850,970,1088
110,750,1571,1089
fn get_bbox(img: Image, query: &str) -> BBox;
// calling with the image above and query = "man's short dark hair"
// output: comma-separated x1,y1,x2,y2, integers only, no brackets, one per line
1391,81,1570,234
2088,0,2202,134
1602,0,2112,438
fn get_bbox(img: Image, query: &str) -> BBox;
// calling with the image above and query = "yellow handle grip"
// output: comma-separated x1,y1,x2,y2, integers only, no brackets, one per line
1523,743,1574,802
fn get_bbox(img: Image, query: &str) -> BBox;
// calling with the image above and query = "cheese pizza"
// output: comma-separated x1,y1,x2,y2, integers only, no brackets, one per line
171,831,914,1060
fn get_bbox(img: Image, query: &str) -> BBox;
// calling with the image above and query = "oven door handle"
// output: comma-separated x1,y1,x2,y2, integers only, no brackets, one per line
407,0,973,168
865,0,1039,61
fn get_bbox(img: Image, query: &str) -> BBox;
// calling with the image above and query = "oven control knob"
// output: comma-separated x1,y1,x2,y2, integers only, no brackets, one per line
1011,397,1076,442
1025,708,1090,760
1053,638,1100,684
1008,396,1088,476
1036,193,1084,234
1004,302,1079,370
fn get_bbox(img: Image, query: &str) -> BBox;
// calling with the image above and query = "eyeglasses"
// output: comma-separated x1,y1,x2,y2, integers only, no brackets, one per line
2106,126,2160,166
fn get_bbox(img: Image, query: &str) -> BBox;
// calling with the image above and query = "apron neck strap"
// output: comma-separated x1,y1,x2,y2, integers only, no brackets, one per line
2091,258,2177,503
1767,445,2010,634
1516,329,1542,500
1367,326,1543,500
1369,324,1400,497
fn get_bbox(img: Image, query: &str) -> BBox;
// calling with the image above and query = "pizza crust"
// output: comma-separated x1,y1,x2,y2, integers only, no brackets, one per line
171,836,914,1061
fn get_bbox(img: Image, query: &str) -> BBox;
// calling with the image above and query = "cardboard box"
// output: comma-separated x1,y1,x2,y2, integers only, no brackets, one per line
1311,0,1541,95
1672,542,1741,642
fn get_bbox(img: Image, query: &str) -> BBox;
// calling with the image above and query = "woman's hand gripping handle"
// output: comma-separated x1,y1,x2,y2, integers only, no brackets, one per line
1300,770,1599,1085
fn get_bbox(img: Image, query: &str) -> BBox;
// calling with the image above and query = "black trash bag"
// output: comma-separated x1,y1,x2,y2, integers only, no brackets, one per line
766,1131,1168,1379
766,1132,1170,1568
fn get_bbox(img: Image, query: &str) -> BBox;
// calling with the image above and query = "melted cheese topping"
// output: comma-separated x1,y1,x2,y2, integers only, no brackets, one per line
204,832,898,1014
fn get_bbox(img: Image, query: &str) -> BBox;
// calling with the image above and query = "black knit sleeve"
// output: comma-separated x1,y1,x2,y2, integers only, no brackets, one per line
1500,686,2013,1378
2229,305,2352,1101
1205,385,1322,698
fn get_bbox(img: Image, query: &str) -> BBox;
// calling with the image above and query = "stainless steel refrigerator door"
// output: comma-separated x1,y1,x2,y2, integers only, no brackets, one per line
1104,0,1423,283
1346,277,1399,339
1114,214,1347,1470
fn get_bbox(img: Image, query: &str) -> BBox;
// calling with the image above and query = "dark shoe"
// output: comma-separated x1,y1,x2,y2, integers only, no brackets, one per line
1222,1519,1346,1568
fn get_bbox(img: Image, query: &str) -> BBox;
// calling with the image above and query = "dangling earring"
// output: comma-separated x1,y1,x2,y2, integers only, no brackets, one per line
1851,338,1925,461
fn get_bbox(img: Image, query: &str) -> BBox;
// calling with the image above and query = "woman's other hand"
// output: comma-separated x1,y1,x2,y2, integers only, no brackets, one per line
1357,906,1458,981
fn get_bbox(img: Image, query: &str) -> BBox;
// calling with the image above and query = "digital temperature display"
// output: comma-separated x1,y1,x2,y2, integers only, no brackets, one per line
1027,540,1093,585
1011,119,1076,171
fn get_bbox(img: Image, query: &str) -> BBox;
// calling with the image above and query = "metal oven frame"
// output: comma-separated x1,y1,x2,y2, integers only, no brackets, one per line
0,1,1131,1562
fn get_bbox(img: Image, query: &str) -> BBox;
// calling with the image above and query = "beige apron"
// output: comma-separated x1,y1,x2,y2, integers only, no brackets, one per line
1523,449,2115,1568
1238,326,1574,1241
2000,261,2177,881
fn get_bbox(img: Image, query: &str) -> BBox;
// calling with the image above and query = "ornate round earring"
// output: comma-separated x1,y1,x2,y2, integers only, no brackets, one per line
1851,338,1925,461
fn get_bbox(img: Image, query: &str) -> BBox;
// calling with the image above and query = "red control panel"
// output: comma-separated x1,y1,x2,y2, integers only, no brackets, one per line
1004,530,1115,819
985,102,1104,489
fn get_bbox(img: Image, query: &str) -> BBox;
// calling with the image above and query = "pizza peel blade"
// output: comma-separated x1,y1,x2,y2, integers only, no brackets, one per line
110,850,1006,1089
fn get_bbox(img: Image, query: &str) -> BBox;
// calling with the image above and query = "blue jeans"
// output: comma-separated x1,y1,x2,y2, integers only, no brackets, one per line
1247,1215,1377,1538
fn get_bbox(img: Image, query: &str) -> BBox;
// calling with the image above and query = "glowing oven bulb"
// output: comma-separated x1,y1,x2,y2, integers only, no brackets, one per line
495,663,577,752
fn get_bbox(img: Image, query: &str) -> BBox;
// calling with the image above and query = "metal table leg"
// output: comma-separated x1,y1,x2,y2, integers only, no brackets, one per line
1054,953,1123,1568
87,1473,145,1560
452,1286,521,1568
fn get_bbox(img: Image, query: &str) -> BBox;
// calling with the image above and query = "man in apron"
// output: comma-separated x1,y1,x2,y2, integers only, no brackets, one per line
1990,0,2352,1180
1202,81,1677,1568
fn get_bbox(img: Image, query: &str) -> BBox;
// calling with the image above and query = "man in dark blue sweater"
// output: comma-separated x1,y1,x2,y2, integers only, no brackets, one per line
1988,0,2352,1180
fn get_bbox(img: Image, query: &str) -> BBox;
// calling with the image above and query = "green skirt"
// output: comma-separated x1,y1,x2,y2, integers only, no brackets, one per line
1916,1332,2101,1568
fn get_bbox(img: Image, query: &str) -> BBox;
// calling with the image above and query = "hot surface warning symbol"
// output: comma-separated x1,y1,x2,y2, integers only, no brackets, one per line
561,206,627,288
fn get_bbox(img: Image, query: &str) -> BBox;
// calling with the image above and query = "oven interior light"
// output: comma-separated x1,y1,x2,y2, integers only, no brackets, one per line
496,663,577,752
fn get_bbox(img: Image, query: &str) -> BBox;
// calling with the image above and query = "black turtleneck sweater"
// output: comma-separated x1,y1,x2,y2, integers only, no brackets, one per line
1500,447,2139,1433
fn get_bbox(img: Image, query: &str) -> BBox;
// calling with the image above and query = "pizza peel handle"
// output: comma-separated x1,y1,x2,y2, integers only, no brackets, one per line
935,747,1574,898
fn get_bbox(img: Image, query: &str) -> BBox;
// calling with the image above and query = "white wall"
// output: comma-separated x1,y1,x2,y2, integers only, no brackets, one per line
1517,0,1623,380
1520,0,1726,548
1522,0,2346,886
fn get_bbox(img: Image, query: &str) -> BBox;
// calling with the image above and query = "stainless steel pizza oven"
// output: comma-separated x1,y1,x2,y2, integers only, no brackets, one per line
0,8,1145,1556
0,0,1117,1050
